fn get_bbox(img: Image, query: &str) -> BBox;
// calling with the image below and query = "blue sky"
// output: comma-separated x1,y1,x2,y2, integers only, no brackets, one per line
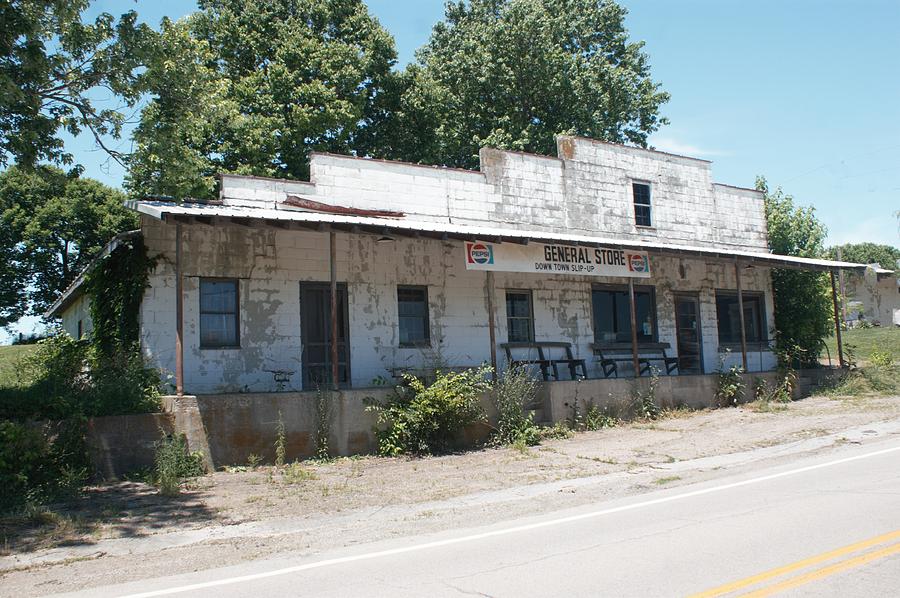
7,0,899,340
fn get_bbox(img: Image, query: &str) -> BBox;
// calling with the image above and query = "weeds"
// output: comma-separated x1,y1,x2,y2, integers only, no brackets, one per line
491,366,542,447
280,461,316,484
869,350,893,368
714,354,744,408
538,422,573,441
826,365,900,398
274,411,286,468
314,387,334,460
632,369,661,420
654,475,681,485
154,432,205,496
569,399,617,431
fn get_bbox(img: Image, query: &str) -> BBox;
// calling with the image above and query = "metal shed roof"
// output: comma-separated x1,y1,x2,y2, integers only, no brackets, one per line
129,200,868,273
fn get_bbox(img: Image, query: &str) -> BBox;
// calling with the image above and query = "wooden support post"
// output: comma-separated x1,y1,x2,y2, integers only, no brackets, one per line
175,222,184,396
486,271,498,380
735,261,749,372
329,231,339,390
836,246,848,322
831,270,845,368
628,278,640,377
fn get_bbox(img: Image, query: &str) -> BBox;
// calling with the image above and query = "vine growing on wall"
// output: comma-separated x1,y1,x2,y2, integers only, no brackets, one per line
83,234,157,358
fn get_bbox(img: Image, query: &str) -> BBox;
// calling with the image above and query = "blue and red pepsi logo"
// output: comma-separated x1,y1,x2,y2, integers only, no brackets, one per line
467,242,494,265
627,254,649,273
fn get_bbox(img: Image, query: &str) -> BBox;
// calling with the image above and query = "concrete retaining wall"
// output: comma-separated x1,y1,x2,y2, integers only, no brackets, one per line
158,368,841,468
162,388,390,466
542,368,842,422
86,413,173,479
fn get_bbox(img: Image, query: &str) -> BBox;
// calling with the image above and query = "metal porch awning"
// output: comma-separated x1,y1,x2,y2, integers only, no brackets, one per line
128,200,868,273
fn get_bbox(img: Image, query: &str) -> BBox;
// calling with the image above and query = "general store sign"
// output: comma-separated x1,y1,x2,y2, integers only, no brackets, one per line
464,241,651,278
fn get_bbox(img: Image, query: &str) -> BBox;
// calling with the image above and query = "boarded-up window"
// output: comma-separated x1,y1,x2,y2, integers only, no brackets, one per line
200,279,239,348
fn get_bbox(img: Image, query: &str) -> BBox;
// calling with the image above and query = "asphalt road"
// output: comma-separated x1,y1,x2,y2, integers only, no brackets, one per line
57,438,900,598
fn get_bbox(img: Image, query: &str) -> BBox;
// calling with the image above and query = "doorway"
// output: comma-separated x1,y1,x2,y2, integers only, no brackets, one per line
674,294,703,374
300,283,350,389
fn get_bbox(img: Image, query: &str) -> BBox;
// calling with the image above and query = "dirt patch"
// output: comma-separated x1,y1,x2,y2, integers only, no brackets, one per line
2,394,899,596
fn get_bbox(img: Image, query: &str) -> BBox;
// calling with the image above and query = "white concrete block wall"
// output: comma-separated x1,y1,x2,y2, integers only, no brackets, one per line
139,216,775,394
556,137,767,251
60,295,92,340
219,136,767,254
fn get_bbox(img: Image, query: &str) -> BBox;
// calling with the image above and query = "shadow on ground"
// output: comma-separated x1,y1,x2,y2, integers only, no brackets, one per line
0,481,220,555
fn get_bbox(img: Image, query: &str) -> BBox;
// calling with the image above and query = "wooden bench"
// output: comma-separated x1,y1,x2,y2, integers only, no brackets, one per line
592,343,679,378
501,342,588,381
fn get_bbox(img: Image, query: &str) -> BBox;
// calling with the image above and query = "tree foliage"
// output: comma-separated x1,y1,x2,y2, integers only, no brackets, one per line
0,166,137,321
361,0,669,168
757,176,832,363
0,0,155,168
827,243,900,270
127,0,398,200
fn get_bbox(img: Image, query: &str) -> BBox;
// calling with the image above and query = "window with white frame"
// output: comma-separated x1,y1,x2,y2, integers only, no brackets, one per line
200,279,240,348
633,182,652,227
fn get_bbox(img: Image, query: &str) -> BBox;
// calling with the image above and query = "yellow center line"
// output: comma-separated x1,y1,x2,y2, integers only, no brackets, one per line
739,541,900,597
687,529,900,598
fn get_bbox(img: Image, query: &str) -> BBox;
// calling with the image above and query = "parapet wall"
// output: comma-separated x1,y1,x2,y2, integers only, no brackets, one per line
219,136,767,252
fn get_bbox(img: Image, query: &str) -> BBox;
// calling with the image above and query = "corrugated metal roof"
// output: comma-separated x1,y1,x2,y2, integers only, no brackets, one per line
129,200,868,273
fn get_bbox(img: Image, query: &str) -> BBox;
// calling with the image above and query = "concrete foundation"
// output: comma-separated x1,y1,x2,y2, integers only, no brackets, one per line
157,368,842,468
86,413,173,479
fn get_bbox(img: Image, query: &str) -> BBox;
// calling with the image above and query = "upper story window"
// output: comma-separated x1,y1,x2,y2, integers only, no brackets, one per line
633,182,652,227
398,285,430,347
200,279,240,348
506,290,534,343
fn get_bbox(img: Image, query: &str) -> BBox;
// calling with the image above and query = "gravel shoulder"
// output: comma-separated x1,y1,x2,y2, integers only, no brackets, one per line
2,393,899,597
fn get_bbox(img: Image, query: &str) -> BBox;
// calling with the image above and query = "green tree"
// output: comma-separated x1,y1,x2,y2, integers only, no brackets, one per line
757,176,832,363
0,166,137,319
827,243,900,270
0,0,155,168
361,0,669,168
127,0,397,200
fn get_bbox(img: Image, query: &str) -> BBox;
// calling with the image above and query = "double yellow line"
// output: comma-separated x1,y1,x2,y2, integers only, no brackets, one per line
689,529,900,597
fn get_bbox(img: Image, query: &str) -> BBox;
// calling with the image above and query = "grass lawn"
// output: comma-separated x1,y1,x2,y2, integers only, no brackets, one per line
0,344,37,388
823,326,900,364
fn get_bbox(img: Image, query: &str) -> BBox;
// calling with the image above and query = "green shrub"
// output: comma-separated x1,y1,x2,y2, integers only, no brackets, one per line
154,432,205,496
491,366,541,447
0,419,89,513
367,366,491,456
0,334,161,421
87,346,162,416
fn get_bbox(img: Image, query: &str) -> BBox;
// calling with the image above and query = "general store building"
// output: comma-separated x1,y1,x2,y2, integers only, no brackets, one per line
48,136,863,460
